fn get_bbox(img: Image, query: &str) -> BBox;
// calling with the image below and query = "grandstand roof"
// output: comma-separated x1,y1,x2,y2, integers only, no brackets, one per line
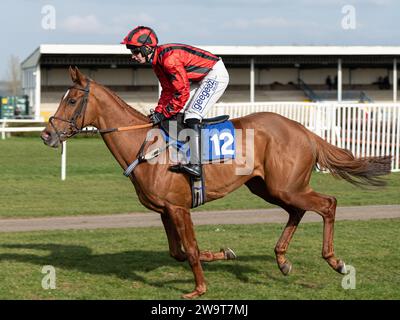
22,44,400,69
27,44,400,56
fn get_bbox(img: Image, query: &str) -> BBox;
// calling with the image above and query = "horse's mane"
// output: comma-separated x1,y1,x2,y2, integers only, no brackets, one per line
94,81,150,123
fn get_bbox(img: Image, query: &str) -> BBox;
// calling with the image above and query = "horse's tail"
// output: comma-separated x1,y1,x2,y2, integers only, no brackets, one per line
311,133,392,187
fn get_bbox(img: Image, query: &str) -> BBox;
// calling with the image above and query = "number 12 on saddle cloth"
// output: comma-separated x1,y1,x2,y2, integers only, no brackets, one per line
161,121,236,163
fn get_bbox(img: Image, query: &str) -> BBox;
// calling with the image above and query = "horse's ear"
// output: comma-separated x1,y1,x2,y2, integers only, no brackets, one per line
69,66,86,86
69,66,78,83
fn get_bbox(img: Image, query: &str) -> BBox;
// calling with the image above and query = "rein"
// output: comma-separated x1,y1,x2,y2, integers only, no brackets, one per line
80,123,153,134
49,78,153,138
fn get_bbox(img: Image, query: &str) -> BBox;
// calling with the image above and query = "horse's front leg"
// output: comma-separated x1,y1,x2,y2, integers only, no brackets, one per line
166,205,206,299
199,248,237,262
161,211,236,263
161,212,187,262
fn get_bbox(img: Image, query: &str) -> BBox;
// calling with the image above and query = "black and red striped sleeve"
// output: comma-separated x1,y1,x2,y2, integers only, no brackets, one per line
161,57,191,116
153,66,175,115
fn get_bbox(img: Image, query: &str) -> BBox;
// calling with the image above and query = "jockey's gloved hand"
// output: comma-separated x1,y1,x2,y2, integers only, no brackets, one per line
149,111,166,125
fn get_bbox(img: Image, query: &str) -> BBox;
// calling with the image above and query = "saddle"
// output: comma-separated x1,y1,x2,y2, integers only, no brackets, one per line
124,113,232,209
160,113,230,142
159,113,230,208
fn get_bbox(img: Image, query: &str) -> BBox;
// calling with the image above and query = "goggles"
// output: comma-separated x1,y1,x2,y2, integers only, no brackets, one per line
129,47,141,55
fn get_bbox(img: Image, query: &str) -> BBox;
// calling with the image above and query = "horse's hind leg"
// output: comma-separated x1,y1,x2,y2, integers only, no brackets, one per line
275,190,347,274
245,177,305,275
274,206,305,275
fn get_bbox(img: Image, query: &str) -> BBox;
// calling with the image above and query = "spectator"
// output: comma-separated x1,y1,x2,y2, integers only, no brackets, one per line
383,76,390,89
376,76,384,89
14,106,22,119
325,75,333,90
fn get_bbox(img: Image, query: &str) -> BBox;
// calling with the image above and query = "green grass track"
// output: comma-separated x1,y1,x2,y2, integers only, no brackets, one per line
0,219,398,299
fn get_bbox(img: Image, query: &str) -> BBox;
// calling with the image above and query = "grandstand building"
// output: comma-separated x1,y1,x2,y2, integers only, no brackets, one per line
21,45,400,120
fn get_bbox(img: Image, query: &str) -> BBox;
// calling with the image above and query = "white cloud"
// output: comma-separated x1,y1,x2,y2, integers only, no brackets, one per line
61,15,105,34
61,13,157,35
253,17,301,28
367,0,393,5
112,13,155,27
223,18,251,30
297,0,392,6
222,17,318,30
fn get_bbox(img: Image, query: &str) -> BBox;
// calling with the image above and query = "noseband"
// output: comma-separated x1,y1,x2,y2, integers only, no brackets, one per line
49,79,91,139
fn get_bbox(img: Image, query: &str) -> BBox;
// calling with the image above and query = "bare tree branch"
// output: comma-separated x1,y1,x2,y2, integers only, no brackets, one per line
5,55,21,96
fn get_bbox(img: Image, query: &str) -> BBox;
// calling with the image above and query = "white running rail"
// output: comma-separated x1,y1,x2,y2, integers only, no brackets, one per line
1,102,399,174
212,102,400,172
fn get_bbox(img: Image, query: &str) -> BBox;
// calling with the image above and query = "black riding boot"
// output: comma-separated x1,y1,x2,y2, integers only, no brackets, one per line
170,119,202,177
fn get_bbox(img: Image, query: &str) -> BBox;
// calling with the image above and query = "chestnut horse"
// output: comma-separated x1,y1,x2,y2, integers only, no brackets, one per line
41,67,391,299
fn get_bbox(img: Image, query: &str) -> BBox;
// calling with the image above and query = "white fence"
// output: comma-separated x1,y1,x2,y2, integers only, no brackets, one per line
1,119,67,181
1,119,44,140
1,102,400,176
211,102,400,172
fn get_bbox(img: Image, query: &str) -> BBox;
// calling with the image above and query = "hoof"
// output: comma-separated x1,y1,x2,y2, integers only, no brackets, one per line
221,248,237,260
279,261,292,276
182,289,205,299
336,260,347,274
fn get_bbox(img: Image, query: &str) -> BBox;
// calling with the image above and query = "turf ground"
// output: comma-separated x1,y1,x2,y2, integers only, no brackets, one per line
0,219,398,299
0,136,399,300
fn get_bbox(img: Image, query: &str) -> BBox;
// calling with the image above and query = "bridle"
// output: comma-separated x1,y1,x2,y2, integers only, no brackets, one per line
47,77,164,177
49,78,153,139
49,79,91,139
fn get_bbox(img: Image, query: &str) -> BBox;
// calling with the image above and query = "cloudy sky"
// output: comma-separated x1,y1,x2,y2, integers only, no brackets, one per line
1,0,399,78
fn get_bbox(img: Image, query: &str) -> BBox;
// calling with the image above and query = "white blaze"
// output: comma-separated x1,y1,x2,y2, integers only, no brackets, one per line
62,89,70,101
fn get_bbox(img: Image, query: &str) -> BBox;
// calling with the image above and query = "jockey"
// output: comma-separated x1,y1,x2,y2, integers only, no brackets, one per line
121,26,230,178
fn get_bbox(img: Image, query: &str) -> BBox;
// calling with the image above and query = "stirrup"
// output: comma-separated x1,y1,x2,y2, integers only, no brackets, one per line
170,164,202,177
169,164,184,173
181,164,202,177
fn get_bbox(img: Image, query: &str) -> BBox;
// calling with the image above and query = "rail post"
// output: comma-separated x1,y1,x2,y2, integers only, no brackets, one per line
61,141,67,181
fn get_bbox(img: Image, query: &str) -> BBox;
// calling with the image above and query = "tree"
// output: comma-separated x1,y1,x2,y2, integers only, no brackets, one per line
5,55,21,96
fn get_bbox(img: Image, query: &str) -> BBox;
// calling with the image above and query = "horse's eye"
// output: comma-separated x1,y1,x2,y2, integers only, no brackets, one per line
68,99,77,105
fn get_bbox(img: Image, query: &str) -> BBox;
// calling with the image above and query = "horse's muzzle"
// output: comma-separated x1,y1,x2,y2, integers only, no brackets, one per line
40,129,60,148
